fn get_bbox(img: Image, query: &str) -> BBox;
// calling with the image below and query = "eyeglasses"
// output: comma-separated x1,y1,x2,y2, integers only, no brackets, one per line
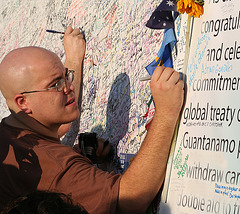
20,68,74,94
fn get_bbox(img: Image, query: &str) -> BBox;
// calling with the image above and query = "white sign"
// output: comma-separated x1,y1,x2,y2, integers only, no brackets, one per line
164,0,240,213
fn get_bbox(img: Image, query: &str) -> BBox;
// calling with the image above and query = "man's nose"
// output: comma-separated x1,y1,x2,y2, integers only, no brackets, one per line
63,80,74,94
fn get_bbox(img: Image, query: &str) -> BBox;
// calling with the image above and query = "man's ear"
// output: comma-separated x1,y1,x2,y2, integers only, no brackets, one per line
14,94,32,114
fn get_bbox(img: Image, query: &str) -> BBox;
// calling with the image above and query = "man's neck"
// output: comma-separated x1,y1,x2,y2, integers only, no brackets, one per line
5,112,59,139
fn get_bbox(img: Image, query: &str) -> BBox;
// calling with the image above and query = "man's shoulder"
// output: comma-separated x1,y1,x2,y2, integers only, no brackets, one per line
33,138,94,172
0,120,90,168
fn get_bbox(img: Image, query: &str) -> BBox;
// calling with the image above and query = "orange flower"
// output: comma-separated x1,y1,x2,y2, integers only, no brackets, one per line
177,0,204,18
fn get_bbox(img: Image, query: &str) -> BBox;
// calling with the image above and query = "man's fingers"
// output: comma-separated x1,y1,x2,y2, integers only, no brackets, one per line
176,79,185,89
151,66,165,82
101,144,112,158
160,67,176,82
152,66,181,85
65,27,84,39
96,138,111,158
72,28,84,40
72,28,81,36
96,138,104,156
65,26,74,35
168,70,181,85
78,33,85,40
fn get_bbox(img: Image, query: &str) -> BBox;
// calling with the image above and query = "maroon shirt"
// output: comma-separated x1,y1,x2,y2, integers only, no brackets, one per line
0,119,121,213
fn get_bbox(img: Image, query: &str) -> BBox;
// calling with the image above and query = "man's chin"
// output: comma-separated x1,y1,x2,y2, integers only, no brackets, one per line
69,109,80,121
60,108,80,124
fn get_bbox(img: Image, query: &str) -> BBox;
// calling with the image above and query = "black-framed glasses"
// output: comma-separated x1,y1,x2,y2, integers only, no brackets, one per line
20,68,74,94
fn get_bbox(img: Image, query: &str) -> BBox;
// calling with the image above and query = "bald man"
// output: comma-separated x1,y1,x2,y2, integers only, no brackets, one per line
0,26,184,214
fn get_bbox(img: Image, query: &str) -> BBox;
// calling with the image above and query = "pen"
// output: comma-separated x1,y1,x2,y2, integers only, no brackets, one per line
139,75,152,81
46,29,65,34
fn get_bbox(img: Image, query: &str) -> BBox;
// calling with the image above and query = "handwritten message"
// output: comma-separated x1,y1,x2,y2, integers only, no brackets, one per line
164,1,240,213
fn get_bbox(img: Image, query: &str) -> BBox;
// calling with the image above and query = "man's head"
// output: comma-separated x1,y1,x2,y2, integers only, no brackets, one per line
0,47,80,131
1,190,88,214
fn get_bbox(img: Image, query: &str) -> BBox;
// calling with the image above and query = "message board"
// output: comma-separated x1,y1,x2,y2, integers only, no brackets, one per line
163,1,240,213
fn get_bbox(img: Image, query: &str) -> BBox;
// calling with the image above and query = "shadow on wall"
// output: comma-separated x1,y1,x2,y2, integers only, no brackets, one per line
91,73,131,173
61,73,131,173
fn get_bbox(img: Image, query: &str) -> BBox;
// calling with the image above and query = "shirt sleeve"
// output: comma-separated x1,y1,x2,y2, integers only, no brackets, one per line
48,147,122,214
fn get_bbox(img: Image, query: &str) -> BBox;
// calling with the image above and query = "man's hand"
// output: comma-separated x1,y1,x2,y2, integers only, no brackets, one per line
95,138,112,164
64,26,86,68
150,66,184,122
73,137,112,164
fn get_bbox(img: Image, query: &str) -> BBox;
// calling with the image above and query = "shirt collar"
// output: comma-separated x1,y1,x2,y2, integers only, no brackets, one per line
4,111,60,140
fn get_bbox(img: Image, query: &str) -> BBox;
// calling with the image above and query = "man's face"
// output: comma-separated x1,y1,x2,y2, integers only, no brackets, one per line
25,54,80,129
